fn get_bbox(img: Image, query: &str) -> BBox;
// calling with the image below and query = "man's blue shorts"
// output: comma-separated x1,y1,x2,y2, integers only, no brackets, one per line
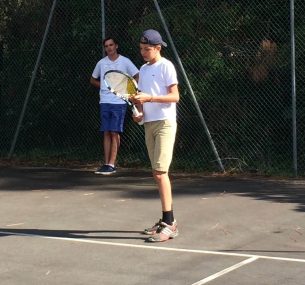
99,103,127,133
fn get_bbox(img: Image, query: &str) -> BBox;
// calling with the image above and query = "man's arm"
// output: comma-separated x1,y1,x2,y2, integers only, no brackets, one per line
90,77,100,89
133,73,139,82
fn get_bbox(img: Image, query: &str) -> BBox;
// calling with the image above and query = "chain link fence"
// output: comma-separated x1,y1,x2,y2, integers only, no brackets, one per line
1,0,304,176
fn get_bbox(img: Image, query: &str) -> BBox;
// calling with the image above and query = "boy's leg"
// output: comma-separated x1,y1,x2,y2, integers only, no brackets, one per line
103,131,111,164
108,132,120,166
144,120,178,240
103,103,126,166
95,103,126,175
153,170,172,212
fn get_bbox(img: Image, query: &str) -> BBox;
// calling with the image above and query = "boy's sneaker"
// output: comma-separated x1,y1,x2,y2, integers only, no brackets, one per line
94,165,116,175
94,165,107,174
143,219,162,235
147,220,179,242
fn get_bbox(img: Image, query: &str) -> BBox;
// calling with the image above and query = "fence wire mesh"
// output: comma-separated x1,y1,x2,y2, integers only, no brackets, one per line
0,0,304,176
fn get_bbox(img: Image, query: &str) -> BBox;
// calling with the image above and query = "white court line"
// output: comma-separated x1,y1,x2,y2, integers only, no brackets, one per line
191,256,258,285
1,230,305,263
5,223,25,227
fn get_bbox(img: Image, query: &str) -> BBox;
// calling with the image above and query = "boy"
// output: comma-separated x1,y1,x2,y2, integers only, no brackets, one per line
90,37,139,175
133,29,179,242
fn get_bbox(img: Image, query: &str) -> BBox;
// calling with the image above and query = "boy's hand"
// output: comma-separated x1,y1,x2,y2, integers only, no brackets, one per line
132,112,144,124
133,92,152,104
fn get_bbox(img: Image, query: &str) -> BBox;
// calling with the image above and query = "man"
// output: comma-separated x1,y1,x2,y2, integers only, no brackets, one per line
90,37,139,175
132,29,179,242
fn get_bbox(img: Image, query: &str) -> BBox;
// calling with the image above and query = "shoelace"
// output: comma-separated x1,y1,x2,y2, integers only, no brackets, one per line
151,220,162,229
156,222,167,233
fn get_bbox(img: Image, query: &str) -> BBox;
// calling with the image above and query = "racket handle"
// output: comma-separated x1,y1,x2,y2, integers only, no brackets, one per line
132,106,144,125
132,105,140,117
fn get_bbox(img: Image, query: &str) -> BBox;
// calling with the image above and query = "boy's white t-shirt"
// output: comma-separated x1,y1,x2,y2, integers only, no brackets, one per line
92,55,139,104
138,57,178,123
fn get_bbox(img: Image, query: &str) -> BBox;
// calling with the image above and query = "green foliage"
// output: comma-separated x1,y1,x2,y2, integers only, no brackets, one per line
1,0,305,176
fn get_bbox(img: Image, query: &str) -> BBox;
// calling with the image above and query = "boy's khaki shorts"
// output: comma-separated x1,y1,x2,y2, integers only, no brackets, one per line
144,119,177,172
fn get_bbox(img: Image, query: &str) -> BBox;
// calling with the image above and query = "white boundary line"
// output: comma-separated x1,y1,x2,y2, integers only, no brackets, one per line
1,230,305,264
191,256,259,285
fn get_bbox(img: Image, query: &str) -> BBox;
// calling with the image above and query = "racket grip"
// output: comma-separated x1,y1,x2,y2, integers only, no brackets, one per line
132,105,140,117
132,106,144,125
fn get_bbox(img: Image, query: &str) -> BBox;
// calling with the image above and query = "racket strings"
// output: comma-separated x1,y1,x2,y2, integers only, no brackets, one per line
105,73,129,95
103,70,142,121
127,78,137,96
104,71,138,99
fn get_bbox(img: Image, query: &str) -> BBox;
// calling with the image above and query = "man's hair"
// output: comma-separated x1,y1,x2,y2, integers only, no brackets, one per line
103,37,118,46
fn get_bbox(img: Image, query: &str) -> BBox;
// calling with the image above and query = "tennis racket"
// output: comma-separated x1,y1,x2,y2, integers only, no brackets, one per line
103,70,142,119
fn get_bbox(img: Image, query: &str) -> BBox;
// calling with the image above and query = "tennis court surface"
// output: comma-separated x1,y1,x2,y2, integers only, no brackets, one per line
0,166,305,285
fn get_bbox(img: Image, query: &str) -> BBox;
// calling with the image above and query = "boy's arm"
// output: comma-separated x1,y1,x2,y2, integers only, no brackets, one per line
90,77,100,89
133,84,179,104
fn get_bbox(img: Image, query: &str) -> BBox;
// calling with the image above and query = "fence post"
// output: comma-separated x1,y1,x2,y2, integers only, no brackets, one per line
101,0,106,56
290,0,297,176
8,0,58,159
153,0,225,172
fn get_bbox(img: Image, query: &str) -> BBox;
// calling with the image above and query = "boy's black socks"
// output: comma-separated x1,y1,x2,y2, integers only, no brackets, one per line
162,210,174,225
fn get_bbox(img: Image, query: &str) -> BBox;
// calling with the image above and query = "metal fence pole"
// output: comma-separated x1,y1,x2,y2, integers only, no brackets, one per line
153,0,225,172
101,0,106,56
8,0,58,159
290,0,297,176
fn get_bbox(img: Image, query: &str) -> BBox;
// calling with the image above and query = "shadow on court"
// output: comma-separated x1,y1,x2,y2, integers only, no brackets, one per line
1,166,305,212
0,166,305,285
0,228,145,240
